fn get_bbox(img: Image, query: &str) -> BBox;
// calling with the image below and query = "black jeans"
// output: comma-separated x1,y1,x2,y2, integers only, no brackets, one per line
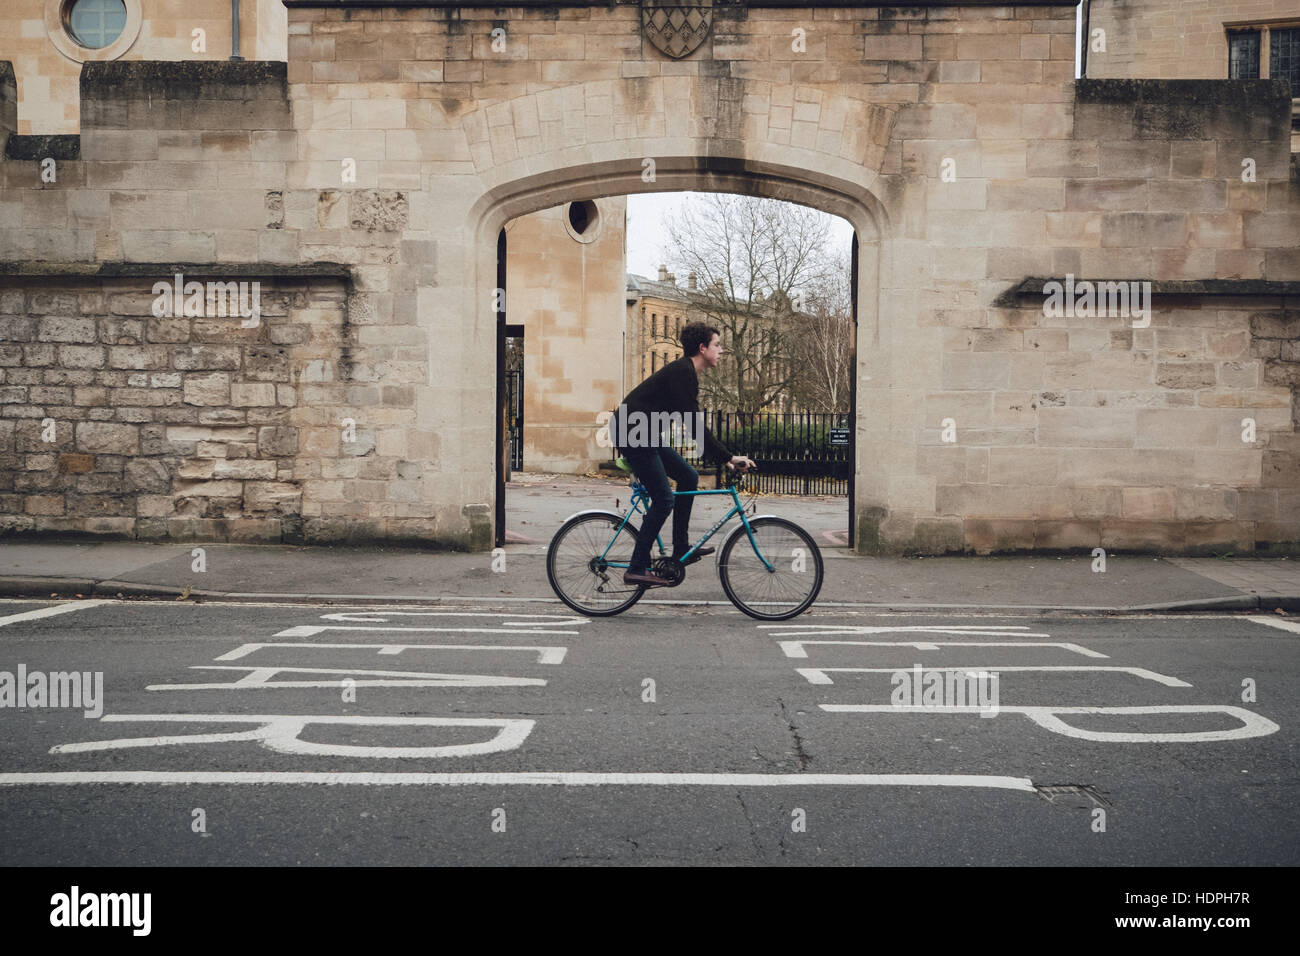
621,444,699,573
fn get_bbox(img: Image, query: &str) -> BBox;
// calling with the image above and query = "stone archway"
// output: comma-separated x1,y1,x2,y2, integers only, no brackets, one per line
468,147,889,550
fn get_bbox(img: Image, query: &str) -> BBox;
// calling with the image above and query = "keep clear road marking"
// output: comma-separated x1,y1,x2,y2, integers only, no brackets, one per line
48,714,536,759
0,771,1037,792
1248,615,1300,636
821,704,1281,743
214,642,568,664
276,625,581,638
778,641,1108,659
322,612,585,626
0,600,111,628
761,625,1052,637
797,665,1192,688
771,619,1281,744
146,665,547,691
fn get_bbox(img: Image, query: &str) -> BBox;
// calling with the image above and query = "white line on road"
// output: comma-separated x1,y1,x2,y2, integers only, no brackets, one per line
322,611,585,624
275,625,581,638
821,704,1280,743
761,625,1047,635
0,600,111,628
797,665,1193,687
146,664,547,691
50,714,535,759
1247,615,1300,635
0,771,1037,791
214,642,568,664
778,641,1108,659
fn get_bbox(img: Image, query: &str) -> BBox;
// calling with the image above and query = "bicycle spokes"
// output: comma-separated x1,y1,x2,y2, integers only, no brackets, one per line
546,512,647,616
718,517,823,621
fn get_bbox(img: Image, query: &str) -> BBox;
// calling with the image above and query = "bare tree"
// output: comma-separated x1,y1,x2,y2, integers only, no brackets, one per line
659,194,838,414
789,250,854,411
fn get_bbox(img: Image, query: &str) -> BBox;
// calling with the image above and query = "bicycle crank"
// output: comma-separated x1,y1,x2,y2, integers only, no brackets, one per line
650,557,687,587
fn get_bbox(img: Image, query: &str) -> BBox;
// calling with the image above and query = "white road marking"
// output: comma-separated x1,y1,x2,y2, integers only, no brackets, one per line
1247,615,1300,635
322,611,585,624
762,624,1049,637
0,771,1037,791
50,714,535,759
821,704,1280,743
275,625,579,638
0,600,111,628
147,664,546,691
778,640,1107,659
214,642,568,664
797,665,1192,687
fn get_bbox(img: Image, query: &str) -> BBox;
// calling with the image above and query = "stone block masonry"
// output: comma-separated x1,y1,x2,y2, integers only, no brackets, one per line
0,272,473,548
1,3,1298,554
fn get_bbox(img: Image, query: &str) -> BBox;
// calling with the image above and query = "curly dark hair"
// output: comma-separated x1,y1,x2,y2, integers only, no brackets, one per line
681,321,720,358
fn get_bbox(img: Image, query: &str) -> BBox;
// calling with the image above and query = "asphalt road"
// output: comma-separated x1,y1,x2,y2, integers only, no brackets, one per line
0,598,1296,866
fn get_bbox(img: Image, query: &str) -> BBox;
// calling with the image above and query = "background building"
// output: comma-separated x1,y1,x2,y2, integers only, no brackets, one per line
1,0,287,135
625,267,688,384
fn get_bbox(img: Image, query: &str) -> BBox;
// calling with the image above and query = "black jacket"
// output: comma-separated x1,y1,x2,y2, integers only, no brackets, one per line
612,356,733,464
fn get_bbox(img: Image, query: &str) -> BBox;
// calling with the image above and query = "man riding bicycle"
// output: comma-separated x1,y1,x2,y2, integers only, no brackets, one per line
609,322,756,588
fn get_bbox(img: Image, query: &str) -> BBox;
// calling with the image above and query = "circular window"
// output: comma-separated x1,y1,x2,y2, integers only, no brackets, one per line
47,0,140,62
563,200,602,243
65,0,127,49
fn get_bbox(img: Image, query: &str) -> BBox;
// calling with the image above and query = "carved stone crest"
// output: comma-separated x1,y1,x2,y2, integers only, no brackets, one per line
641,1,713,59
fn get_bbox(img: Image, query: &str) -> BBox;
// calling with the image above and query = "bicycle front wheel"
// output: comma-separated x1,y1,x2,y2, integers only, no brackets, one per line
546,512,646,616
718,516,824,620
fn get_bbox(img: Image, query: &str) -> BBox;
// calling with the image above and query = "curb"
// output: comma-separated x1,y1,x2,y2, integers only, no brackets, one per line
0,577,99,596
0,577,1295,613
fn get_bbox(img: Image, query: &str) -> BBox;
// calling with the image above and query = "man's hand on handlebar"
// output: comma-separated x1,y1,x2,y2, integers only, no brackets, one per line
727,456,757,473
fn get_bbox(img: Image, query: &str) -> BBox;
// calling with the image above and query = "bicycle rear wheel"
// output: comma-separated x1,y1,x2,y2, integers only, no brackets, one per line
546,512,646,616
718,516,823,620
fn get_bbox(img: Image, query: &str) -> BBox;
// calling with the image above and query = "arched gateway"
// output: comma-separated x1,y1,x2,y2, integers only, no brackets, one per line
0,1,1296,554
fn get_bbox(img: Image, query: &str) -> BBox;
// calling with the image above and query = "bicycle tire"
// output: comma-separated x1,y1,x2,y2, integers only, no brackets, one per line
718,516,824,621
546,511,647,617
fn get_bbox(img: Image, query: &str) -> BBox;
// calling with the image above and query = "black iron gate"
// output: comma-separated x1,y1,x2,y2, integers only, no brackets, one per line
682,411,852,496
505,351,523,471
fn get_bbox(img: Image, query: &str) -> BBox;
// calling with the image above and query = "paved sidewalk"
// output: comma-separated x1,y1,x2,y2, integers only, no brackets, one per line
0,473,1294,613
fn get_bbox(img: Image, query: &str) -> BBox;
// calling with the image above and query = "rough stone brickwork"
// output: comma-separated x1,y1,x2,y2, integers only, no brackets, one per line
0,1,1297,555
0,277,339,542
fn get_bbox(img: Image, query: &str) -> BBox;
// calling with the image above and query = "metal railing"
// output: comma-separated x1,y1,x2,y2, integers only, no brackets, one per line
683,411,852,496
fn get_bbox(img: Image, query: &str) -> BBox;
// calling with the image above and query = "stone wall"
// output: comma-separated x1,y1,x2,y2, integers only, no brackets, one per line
0,275,338,541
505,197,627,474
0,2,1298,554
0,0,288,135
1087,0,1300,82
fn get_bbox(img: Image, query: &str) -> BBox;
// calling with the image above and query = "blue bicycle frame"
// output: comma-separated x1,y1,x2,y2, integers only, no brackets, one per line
599,478,776,572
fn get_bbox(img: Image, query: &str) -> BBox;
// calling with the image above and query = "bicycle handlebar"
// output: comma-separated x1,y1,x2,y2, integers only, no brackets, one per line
723,462,756,488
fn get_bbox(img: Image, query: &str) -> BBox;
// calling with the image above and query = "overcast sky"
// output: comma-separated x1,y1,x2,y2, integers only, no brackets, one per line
624,192,854,281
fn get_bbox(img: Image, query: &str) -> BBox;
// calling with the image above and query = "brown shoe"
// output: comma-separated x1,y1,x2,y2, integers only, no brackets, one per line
624,570,671,588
